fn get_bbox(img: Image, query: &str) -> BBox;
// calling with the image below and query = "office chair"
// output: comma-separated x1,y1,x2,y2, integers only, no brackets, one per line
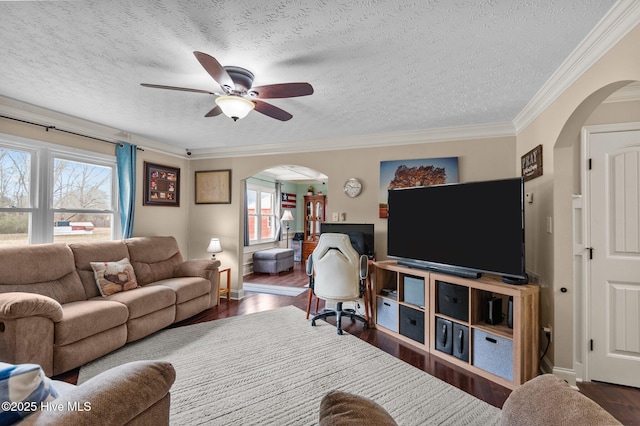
306,233,369,335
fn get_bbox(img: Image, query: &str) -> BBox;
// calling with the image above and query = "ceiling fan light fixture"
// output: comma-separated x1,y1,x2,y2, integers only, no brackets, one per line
215,95,255,121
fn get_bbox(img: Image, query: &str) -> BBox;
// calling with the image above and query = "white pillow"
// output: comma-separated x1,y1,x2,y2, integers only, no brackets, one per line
0,362,59,425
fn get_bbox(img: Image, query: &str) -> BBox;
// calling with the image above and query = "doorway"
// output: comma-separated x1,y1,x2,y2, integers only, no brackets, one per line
242,165,327,294
583,123,640,388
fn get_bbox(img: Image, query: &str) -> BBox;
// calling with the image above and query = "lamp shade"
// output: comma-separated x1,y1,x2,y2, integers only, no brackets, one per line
206,238,222,254
281,209,294,221
215,95,255,121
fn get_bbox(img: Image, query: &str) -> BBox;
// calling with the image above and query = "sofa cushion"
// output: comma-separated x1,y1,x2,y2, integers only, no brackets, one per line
500,374,621,425
319,390,397,426
149,277,211,304
125,237,183,285
69,240,130,299
0,244,86,304
0,362,59,425
91,285,176,320
21,361,175,426
55,300,129,346
90,258,139,297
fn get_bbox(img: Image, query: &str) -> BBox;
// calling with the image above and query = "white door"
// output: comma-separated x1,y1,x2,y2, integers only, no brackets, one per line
588,128,640,388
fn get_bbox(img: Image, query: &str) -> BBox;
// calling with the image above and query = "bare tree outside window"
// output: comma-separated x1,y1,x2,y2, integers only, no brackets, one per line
0,149,31,244
0,144,116,246
52,158,114,242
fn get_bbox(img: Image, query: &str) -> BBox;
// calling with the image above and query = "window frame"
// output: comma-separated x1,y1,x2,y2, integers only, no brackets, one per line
0,133,119,244
246,182,278,245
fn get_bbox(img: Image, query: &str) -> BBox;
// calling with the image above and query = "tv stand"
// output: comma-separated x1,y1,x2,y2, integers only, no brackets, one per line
373,261,539,389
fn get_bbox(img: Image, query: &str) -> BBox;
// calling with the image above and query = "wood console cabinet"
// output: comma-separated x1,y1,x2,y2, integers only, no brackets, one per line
373,261,539,389
302,195,325,262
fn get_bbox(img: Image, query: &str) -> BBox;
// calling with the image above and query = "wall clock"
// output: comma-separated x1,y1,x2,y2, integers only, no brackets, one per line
343,178,363,198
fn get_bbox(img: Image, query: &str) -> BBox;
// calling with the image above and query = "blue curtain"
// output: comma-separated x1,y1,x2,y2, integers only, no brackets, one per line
116,142,137,238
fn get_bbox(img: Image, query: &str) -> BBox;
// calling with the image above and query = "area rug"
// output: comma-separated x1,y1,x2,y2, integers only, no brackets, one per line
78,306,501,425
243,282,308,296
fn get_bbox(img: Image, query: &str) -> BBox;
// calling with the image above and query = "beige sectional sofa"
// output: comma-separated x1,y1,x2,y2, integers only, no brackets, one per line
0,236,219,376
318,374,621,425
21,361,176,425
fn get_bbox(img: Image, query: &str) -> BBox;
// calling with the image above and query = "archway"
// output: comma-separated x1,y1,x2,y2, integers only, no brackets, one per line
239,165,327,296
552,80,638,384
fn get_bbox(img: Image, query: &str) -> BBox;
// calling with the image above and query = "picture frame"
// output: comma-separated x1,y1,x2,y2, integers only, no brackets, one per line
143,162,180,206
195,169,232,204
379,157,459,218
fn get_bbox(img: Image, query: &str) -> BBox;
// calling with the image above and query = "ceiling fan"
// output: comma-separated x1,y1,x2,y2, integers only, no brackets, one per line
141,51,313,122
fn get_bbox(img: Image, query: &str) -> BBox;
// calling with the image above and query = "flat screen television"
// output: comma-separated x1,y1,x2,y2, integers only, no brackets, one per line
320,223,375,258
387,177,526,283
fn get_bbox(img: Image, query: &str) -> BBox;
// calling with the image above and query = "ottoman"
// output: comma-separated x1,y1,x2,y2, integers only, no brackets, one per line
253,248,295,274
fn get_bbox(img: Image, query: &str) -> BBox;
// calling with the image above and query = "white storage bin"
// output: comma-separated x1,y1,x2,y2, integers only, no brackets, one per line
473,329,513,381
376,298,399,332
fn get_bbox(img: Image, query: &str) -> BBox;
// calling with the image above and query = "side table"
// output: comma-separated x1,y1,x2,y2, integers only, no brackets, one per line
218,267,231,304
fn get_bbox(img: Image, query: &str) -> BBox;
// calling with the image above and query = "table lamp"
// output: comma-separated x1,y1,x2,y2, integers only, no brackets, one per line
206,238,222,259
281,210,294,248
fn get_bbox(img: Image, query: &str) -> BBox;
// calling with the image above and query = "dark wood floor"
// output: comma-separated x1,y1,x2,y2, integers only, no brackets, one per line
55,263,640,424
240,264,640,424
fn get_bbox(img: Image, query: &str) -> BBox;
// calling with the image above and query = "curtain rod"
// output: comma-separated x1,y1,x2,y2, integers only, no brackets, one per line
0,114,144,151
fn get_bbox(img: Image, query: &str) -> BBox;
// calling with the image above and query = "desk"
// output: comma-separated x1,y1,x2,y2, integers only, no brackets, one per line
218,267,231,304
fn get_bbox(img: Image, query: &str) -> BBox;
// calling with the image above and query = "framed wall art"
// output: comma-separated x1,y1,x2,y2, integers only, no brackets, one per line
143,162,180,206
195,169,232,204
379,157,458,218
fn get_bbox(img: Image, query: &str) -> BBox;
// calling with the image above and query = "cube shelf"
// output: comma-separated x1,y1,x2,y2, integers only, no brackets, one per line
373,261,539,389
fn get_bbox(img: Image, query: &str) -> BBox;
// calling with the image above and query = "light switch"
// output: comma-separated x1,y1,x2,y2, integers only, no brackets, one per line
546,217,553,234
340,212,347,222
332,212,339,222
525,192,533,203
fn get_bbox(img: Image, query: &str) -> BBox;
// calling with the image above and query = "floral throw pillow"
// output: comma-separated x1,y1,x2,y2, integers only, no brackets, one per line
90,258,139,297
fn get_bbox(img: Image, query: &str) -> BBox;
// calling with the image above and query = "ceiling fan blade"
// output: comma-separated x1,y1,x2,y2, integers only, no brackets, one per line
193,51,234,90
140,83,216,95
204,105,222,117
253,100,293,121
249,82,314,99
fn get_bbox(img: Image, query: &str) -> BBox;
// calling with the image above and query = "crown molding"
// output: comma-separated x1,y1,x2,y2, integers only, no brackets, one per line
188,121,516,159
512,0,640,133
0,96,186,158
0,94,514,159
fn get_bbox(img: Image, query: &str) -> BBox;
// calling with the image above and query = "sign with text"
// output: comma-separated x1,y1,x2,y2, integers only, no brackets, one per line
521,144,543,182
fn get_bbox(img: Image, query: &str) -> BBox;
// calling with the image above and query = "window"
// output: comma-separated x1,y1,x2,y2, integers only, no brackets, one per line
0,134,118,245
0,147,32,245
246,183,277,244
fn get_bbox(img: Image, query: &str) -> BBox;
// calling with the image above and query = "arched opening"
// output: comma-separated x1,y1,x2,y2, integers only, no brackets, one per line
239,165,327,296
552,80,639,384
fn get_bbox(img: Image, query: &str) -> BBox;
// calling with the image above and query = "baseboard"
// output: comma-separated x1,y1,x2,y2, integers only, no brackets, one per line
231,288,244,300
552,366,578,389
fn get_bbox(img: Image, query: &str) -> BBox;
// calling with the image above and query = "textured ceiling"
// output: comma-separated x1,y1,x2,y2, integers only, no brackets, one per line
0,1,619,155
